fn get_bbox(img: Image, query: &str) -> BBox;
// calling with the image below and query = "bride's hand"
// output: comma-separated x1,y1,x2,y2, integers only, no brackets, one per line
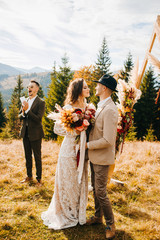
75,130,81,135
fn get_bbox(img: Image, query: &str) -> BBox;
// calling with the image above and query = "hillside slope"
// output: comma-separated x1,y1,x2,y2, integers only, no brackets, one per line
0,140,160,240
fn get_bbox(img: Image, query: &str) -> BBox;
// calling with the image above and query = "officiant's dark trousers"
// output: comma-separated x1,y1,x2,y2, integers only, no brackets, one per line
90,162,114,225
23,127,42,181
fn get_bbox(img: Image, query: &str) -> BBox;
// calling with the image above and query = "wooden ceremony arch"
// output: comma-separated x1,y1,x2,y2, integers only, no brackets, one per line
110,15,160,185
136,15,160,89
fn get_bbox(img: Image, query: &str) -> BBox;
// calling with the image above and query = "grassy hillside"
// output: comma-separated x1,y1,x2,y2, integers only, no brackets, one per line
0,140,160,240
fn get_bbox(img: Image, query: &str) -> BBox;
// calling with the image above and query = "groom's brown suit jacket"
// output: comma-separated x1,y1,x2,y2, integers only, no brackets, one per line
19,96,45,141
88,98,118,165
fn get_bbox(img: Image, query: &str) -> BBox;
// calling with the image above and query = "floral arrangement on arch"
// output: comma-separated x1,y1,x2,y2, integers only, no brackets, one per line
116,60,142,154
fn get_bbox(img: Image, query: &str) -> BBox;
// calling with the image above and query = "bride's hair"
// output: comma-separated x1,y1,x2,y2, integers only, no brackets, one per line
64,78,84,105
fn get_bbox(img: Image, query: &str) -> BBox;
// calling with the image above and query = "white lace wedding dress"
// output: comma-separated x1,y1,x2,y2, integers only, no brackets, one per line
41,105,88,230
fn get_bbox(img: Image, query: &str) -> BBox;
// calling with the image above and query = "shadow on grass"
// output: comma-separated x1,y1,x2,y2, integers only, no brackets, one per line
50,224,134,240
115,229,134,240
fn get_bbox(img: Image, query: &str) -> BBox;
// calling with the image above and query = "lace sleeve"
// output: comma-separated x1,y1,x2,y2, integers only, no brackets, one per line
54,121,78,137
54,121,67,136
54,104,78,137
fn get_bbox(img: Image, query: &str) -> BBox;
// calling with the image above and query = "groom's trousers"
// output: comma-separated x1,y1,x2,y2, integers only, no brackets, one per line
23,127,42,181
90,162,114,225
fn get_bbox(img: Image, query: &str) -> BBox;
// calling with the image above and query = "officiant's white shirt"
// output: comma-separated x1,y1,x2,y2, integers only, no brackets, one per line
25,95,37,114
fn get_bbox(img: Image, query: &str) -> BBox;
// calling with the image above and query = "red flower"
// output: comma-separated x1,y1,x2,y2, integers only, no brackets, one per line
75,109,83,114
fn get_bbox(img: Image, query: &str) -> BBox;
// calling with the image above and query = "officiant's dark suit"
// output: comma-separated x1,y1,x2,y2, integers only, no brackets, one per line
19,80,45,186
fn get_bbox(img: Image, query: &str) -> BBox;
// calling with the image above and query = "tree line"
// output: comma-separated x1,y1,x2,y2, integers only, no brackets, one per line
0,37,160,141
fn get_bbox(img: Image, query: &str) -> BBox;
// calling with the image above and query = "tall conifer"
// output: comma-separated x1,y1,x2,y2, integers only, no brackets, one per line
43,55,73,139
12,75,24,109
120,52,134,83
94,37,112,80
7,75,24,138
37,85,44,98
134,67,157,140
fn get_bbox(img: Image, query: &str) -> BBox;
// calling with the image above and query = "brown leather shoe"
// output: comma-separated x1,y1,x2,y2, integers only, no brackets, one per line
105,223,115,239
20,177,33,183
36,180,43,187
86,216,103,225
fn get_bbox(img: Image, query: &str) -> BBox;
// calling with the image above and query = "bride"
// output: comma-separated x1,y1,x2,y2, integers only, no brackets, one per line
41,78,90,230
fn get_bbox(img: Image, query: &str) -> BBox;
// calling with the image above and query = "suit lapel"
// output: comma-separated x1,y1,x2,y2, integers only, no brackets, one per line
95,98,112,121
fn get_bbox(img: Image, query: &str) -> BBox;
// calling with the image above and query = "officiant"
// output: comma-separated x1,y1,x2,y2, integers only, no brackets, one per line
19,80,45,187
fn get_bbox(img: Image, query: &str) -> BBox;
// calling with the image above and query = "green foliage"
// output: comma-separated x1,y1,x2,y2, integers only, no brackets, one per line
111,91,119,104
145,125,157,142
0,123,13,139
11,75,24,109
120,52,134,83
7,104,21,138
57,135,64,145
37,85,45,98
125,124,137,141
43,56,74,140
6,75,25,138
90,37,112,106
0,92,6,131
88,79,99,107
134,67,157,140
94,36,112,80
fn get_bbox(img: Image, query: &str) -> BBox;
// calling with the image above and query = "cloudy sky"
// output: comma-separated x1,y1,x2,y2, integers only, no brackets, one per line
0,0,160,72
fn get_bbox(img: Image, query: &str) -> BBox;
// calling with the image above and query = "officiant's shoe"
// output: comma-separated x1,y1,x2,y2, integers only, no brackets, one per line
36,179,43,187
105,223,115,239
86,216,102,225
20,177,33,183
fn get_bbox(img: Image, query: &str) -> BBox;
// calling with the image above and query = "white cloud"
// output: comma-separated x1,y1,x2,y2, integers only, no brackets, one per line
0,0,159,72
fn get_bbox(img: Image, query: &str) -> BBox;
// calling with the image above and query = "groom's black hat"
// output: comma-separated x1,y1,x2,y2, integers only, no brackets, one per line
94,74,118,92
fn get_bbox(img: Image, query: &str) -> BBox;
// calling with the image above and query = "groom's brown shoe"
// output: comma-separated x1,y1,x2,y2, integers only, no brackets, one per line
105,223,115,239
20,177,33,183
86,216,103,225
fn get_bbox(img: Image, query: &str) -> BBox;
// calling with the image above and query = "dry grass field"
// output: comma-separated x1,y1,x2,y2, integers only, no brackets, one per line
0,140,160,240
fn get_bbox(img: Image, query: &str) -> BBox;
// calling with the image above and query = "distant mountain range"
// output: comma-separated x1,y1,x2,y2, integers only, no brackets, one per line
0,63,51,109
0,63,50,76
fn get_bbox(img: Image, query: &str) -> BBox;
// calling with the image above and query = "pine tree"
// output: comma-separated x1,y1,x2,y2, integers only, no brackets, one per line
43,55,74,140
94,37,112,80
89,37,112,105
134,67,157,140
0,92,6,131
7,75,24,138
37,85,44,98
12,75,24,109
7,104,20,138
120,52,134,83
145,125,157,141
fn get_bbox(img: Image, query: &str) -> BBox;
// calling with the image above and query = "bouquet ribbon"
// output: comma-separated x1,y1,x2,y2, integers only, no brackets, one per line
76,131,86,184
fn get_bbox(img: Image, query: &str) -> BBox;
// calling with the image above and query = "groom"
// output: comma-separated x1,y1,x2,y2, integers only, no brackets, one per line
86,74,118,239
19,80,45,186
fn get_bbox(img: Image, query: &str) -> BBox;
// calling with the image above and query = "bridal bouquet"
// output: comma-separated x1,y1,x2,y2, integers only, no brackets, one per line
48,103,96,168
48,103,96,133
